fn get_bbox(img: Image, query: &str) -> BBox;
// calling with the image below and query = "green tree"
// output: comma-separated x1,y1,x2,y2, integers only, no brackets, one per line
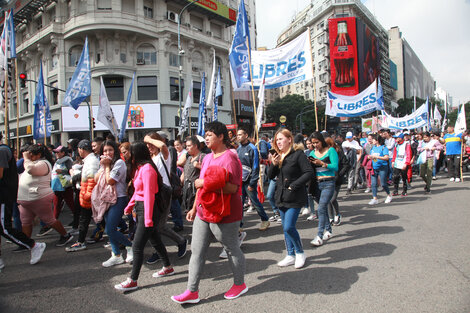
265,95,323,135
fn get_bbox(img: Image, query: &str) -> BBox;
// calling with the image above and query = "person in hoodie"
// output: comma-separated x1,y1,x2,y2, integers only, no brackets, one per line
51,146,76,227
236,126,270,231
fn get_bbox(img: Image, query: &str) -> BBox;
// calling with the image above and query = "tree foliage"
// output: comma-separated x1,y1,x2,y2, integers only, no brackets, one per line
265,95,325,135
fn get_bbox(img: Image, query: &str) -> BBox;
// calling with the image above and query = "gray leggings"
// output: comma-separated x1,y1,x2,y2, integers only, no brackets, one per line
188,216,245,292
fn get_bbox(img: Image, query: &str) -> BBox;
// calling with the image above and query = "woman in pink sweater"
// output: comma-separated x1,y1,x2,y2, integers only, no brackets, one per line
114,142,173,291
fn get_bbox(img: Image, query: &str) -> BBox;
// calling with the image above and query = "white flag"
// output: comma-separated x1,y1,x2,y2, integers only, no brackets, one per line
206,53,216,109
455,104,466,134
433,105,442,122
178,81,193,136
256,67,266,131
98,77,119,138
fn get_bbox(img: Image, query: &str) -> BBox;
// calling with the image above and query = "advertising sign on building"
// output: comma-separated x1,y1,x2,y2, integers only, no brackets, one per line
356,19,381,92
61,103,161,132
328,17,359,96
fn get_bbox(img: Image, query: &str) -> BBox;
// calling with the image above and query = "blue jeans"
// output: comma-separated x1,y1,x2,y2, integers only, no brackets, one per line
278,207,303,255
242,183,269,221
266,179,279,215
371,166,390,198
170,198,183,228
313,179,335,238
432,158,437,177
104,196,132,255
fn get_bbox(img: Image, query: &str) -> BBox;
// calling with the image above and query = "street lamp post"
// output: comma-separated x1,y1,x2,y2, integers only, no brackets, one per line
178,0,201,133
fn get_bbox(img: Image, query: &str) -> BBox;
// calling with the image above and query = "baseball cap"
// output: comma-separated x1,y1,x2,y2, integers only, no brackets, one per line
53,145,67,153
77,139,92,151
346,131,353,139
393,133,405,139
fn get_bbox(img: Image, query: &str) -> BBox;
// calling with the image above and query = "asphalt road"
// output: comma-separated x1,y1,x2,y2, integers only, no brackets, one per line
1,174,469,313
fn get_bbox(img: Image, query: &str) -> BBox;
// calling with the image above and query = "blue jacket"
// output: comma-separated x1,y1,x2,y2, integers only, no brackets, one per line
237,142,260,187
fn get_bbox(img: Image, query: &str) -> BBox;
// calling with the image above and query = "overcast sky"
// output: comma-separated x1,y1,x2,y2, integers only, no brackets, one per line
256,0,470,105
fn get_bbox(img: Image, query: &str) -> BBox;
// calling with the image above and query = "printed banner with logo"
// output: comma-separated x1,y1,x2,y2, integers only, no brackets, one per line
326,79,383,117
232,31,313,91
381,101,429,130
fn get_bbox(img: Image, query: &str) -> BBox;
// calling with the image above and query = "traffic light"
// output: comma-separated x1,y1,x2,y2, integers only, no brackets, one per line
19,73,27,88
92,117,96,129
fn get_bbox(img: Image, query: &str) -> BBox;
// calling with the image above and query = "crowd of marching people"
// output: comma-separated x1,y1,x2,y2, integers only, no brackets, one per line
0,121,468,304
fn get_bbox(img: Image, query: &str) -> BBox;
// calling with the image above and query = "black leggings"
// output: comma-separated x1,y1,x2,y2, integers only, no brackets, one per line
392,168,408,193
131,201,170,281
0,199,35,253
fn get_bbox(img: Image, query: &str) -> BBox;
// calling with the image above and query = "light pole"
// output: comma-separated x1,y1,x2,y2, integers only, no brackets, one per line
178,0,201,130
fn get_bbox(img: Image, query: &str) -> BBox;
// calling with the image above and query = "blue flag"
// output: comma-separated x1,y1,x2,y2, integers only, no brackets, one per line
197,73,206,136
213,67,222,121
377,77,384,110
63,37,91,110
119,72,135,142
229,0,251,89
33,63,52,140
6,10,16,58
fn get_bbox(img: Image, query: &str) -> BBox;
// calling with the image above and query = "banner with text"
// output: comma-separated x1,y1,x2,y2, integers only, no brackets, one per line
381,102,429,130
61,103,161,132
232,30,313,91
326,79,383,117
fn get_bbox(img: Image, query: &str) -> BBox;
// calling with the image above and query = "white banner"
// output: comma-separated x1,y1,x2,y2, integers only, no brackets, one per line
232,30,313,90
326,79,383,117
61,103,161,132
455,104,466,134
381,102,429,130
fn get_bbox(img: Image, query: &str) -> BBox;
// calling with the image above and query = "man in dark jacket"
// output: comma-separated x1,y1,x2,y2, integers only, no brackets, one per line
237,127,270,231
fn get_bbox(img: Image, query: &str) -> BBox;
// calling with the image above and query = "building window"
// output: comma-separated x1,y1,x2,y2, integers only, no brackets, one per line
317,21,324,31
97,0,112,10
192,51,203,73
193,81,201,103
103,76,124,101
144,0,154,18
190,15,203,32
170,77,184,101
169,52,180,67
22,93,29,115
69,45,83,66
137,76,158,100
136,44,156,65
50,81,58,105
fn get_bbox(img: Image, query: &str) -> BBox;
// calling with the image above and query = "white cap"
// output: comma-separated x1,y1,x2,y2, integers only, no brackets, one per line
346,131,353,139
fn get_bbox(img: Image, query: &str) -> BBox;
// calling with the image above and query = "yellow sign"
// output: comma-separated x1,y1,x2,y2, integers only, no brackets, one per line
26,125,32,135
194,0,237,22
279,115,287,123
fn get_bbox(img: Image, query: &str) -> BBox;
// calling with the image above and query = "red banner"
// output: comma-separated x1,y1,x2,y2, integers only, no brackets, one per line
226,124,238,130
328,17,359,96
261,122,277,128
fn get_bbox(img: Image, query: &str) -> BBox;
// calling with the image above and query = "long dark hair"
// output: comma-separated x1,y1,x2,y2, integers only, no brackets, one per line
309,131,328,150
27,144,54,165
100,140,121,166
130,141,159,176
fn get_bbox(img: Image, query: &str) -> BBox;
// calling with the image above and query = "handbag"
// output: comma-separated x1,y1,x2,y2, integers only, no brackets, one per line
160,155,183,198
241,165,252,182
417,151,427,165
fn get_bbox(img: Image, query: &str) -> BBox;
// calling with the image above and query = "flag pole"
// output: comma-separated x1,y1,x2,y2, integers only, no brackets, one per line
15,59,19,158
4,64,10,144
43,106,46,146
246,37,259,143
460,143,464,182
230,78,237,125
89,99,94,141
307,28,318,131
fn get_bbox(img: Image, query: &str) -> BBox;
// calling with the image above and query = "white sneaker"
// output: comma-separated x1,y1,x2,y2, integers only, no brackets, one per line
295,253,306,269
102,253,124,267
432,176,437,180
450,177,455,182
310,236,323,247
238,231,247,247
301,207,310,216
307,214,316,221
384,195,393,204
322,231,333,241
455,178,461,182
246,207,255,213
277,255,295,267
333,215,340,225
219,249,228,259
125,246,133,263
368,199,379,205
364,188,371,193
30,242,46,265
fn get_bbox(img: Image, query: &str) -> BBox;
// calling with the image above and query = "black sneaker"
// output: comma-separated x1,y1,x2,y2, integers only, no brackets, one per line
177,239,188,259
425,186,431,194
37,226,53,237
56,234,74,247
346,189,352,195
13,245,29,253
146,252,161,264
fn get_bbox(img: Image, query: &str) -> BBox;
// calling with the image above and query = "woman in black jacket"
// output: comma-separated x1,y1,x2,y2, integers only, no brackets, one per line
268,129,313,269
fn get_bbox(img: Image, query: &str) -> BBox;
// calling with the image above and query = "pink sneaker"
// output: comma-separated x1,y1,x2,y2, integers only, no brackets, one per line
152,267,175,278
224,283,248,300
171,290,200,304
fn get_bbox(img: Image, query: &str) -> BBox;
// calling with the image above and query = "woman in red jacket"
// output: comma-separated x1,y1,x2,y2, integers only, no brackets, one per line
114,142,173,291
